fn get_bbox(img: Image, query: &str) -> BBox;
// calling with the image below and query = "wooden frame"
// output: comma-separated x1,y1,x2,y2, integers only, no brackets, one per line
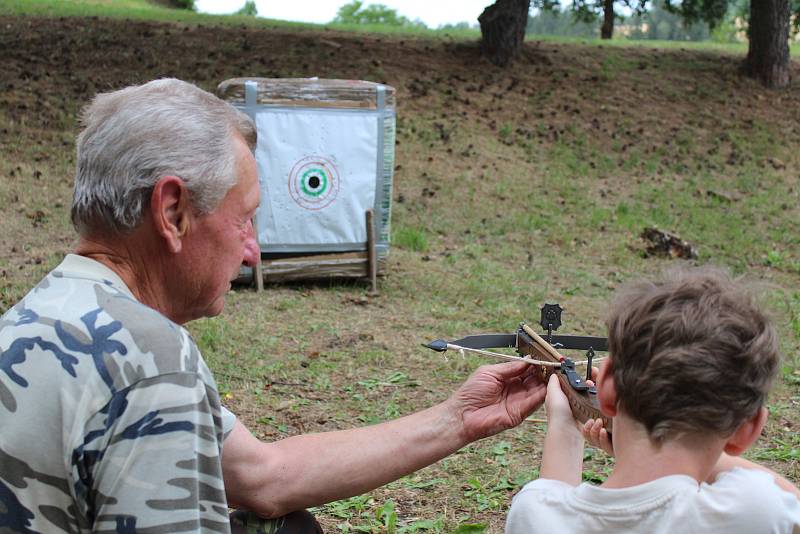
249,209,381,291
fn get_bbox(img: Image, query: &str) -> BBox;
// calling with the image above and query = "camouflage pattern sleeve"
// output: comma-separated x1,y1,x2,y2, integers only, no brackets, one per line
70,371,231,533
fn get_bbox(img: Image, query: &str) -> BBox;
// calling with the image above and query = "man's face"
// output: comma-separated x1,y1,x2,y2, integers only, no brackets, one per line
183,135,260,320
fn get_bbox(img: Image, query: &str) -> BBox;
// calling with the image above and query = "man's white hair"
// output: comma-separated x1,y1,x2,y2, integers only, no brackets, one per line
71,78,256,234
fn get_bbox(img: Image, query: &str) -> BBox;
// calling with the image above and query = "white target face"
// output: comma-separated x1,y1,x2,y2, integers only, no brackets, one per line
287,156,340,210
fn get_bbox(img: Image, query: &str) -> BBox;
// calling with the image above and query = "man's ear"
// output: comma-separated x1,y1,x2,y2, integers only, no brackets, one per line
723,407,767,456
150,176,191,254
597,359,618,417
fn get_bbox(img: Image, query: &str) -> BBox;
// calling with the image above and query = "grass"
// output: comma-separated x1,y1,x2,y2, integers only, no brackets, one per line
0,0,479,37
5,0,799,54
2,3,800,532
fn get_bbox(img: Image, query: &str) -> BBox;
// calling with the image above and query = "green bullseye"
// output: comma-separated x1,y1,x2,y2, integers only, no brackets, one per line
300,168,328,197
288,156,339,211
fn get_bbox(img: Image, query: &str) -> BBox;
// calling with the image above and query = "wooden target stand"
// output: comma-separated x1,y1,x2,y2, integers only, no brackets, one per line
250,209,380,294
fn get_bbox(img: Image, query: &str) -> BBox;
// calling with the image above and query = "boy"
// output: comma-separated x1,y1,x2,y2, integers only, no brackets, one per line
507,267,800,533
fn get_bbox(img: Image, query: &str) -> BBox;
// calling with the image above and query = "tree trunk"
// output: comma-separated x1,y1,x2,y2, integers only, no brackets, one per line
745,0,790,88
601,0,615,39
479,0,531,67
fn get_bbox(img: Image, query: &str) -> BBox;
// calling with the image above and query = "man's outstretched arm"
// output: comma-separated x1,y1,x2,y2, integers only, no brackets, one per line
221,361,546,518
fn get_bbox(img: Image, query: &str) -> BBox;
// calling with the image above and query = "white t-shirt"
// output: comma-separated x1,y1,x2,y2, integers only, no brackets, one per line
506,467,800,534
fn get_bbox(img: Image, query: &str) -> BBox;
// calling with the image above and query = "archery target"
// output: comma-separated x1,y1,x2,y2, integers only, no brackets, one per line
250,107,385,252
288,156,340,210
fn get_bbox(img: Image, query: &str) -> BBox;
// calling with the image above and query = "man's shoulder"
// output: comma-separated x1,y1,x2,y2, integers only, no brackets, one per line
1,265,209,388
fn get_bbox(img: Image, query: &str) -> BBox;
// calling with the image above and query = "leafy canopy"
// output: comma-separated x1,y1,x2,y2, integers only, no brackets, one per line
333,1,426,28
235,0,258,16
664,0,800,34
533,0,651,24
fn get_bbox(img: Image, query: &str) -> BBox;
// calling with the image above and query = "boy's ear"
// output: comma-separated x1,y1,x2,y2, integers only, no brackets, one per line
597,359,618,417
723,407,768,456
150,176,191,254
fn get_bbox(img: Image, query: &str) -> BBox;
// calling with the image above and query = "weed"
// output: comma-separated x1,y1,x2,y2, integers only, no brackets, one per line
451,524,487,533
764,250,784,268
498,123,513,142
357,371,416,390
393,226,429,252
376,499,398,532
463,477,515,511
491,441,512,467
256,415,288,434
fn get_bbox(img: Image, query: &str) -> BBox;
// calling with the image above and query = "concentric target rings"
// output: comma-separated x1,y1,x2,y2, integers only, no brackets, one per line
287,156,340,210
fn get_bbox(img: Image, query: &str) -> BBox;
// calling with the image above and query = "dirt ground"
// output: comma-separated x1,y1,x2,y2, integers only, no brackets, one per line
3,14,800,290
2,13,800,532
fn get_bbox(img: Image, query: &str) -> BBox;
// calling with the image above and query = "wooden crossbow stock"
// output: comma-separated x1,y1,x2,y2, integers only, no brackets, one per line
426,304,613,434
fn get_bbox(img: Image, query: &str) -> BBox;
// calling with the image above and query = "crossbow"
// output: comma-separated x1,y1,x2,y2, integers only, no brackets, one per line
425,304,612,433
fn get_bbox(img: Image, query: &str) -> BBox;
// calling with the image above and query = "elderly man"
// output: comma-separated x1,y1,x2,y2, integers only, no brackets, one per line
0,79,546,533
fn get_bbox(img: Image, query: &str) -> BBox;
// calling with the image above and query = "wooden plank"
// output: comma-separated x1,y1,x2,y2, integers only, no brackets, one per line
217,78,396,110
261,255,387,283
234,252,387,286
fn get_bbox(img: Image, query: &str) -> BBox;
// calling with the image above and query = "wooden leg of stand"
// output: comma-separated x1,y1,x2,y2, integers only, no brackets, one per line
252,215,264,293
366,209,377,294
254,257,264,292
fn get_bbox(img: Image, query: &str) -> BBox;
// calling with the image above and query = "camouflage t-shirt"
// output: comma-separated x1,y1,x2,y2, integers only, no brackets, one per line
0,254,237,533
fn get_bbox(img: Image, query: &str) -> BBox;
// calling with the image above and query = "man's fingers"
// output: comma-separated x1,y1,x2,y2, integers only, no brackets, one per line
481,360,534,379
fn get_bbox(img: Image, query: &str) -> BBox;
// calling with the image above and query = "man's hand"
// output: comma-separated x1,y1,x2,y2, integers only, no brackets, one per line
448,361,547,442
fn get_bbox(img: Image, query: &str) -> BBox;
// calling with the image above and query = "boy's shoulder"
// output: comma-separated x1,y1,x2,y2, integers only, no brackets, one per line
708,467,799,508
507,470,800,534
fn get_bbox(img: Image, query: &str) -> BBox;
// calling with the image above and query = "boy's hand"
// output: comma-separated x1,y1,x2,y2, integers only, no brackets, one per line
580,365,614,456
582,418,614,456
545,374,581,435
540,374,584,484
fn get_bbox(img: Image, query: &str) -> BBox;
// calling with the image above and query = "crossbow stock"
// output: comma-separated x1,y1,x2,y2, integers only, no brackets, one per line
426,304,613,433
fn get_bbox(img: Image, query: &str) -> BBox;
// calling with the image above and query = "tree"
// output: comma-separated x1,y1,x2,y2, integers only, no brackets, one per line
745,0,790,87
627,0,711,41
572,0,651,39
532,0,650,39
479,0,531,67
527,7,600,37
664,0,792,88
332,1,426,28
150,0,195,10
235,0,258,16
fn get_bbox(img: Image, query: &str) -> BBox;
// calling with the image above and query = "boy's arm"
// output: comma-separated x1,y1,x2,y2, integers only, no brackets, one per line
540,375,585,486
710,453,800,500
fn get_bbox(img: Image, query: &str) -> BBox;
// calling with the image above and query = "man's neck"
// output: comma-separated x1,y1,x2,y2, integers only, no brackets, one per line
74,230,179,322
601,415,725,488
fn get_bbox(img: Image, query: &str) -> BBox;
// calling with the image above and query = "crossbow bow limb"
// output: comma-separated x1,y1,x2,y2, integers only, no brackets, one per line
426,304,613,433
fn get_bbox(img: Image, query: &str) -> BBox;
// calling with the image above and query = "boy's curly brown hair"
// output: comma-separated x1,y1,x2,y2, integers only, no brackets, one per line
606,266,779,444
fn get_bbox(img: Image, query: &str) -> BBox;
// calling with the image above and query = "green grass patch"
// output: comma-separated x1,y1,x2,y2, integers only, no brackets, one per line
392,225,429,252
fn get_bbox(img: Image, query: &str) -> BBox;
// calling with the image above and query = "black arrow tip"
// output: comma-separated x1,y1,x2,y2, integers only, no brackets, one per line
423,339,448,352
